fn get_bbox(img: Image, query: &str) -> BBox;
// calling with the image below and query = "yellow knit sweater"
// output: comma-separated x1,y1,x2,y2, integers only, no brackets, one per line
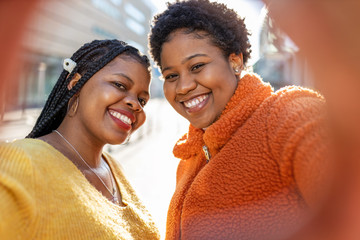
0,139,160,240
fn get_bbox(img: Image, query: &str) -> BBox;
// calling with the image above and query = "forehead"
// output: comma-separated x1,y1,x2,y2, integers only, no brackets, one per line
166,29,212,45
103,55,148,75
89,55,151,87
105,54,145,69
160,30,223,65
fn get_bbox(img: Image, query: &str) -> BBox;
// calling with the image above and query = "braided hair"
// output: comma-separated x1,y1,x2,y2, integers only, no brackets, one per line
149,0,252,67
27,39,150,138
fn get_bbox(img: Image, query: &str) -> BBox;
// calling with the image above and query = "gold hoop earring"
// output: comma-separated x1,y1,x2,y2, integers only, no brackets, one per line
67,95,79,117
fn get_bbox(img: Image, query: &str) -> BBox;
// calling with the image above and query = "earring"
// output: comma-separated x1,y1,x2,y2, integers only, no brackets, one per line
235,69,239,73
67,95,79,117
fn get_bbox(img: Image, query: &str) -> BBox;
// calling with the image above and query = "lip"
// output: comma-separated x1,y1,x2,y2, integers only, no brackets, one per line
108,108,136,131
177,92,209,103
179,93,210,114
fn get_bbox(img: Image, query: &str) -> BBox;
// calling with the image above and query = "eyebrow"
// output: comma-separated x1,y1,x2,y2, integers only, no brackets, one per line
161,53,209,73
114,73,150,96
114,73,133,84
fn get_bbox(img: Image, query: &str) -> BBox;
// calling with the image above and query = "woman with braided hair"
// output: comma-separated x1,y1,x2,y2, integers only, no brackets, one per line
0,39,160,239
149,0,333,239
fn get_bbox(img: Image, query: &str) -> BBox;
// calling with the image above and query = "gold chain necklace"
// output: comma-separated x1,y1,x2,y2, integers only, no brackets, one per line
53,130,119,204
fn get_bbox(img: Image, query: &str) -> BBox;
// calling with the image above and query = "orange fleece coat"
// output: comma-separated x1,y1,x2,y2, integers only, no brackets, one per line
166,73,329,240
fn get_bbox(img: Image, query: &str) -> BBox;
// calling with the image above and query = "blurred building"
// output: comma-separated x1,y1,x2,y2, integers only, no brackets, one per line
2,0,163,115
253,8,314,90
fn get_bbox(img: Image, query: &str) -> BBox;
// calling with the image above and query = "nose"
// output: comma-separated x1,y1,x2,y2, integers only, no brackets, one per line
176,74,197,95
125,95,142,112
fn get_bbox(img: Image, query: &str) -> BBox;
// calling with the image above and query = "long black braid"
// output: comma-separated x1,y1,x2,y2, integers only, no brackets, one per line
27,39,150,138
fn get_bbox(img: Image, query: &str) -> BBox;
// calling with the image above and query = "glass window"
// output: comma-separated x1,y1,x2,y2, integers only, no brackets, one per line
124,3,145,22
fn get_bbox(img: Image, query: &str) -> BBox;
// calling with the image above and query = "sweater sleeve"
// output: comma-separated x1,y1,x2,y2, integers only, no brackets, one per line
267,88,331,207
0,142,36,239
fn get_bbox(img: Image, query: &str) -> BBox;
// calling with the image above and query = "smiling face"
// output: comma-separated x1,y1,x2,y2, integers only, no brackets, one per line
160,30,242,129
72,55,150,145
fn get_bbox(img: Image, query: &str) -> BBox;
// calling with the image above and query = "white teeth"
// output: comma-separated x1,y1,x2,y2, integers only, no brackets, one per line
184,94,208,108
109,110,132,125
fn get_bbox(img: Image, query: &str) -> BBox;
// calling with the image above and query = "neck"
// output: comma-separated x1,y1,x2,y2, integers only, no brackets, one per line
56,124,104,168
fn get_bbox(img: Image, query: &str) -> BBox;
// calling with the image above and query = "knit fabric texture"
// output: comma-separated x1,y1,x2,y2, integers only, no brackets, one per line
166,73,329,240
0,139,160,240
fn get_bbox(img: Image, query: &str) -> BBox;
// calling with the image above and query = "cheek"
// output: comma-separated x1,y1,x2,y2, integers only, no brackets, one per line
212,81,237,110
85,84,112,104
133,112,146,132
219,75,238,95
163,83,174,102
226,79,237,93
100,89,114,102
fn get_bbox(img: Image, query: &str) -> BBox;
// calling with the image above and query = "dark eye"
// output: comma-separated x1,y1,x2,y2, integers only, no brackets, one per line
164,73,178,82
191,63,205,71
112,81,126,90
138,98,147,107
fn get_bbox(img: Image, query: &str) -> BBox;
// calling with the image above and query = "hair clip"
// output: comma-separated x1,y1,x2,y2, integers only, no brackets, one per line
63,58,77,73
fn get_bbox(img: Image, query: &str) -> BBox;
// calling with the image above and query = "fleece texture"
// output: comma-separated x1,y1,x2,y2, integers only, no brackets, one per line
166,73,329,240
0,139,160,240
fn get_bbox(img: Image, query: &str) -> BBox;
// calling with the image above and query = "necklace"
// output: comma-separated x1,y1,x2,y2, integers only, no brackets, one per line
53,130,119,204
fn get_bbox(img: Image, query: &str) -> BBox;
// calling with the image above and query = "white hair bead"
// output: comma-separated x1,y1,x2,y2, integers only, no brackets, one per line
63,58,77,73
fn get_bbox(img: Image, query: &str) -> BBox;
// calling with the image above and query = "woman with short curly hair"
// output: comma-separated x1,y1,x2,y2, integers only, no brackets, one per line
149,0,331,239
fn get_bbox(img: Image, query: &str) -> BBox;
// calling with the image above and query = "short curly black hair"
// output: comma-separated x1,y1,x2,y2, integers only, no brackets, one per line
149,0,252,67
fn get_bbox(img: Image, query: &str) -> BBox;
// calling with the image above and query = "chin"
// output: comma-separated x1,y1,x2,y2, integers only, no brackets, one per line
106,136,128,145
189,120,212,129
112,140,126,145
189,115,218,129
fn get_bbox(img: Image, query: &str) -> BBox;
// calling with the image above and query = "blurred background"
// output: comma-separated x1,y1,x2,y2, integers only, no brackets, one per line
0,0,317,238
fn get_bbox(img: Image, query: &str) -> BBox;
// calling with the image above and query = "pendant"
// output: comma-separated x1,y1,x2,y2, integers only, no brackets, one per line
112,187,119,203
112,196,119,203
202,145,211,163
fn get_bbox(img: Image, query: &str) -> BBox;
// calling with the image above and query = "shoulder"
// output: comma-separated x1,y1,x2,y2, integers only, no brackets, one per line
269,86,325,114
265,86,326,130
0,139,40,238
1,138,56,156
0,138,59,181
0,139,37,165
264,86,328,169
0,139,42,182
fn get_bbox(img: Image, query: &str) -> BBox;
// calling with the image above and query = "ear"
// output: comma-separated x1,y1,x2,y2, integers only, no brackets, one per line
229,53,243,69
67,73,82,90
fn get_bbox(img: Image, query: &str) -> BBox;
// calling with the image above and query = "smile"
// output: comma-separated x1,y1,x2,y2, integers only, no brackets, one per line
109,110,132,125
183,94,209,109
